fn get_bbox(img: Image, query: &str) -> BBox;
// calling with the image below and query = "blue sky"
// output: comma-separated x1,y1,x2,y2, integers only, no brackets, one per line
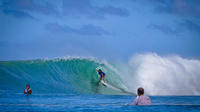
0,0,200,61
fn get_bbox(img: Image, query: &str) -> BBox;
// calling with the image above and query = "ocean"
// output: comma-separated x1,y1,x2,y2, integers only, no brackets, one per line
0,94,200,112
0,56,200,111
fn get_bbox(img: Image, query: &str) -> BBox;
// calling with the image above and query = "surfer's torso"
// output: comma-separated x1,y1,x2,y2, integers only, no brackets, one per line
98,72,105,77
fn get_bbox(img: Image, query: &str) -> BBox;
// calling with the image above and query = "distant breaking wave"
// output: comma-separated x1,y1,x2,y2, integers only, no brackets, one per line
0,53,200,95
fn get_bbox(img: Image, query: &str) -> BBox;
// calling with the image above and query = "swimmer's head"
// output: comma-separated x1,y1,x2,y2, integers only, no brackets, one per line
26,84,30,89
98,69,102,73
137,87,144,96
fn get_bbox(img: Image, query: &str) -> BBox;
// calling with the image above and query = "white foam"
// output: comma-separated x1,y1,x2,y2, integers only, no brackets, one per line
126,53,200,95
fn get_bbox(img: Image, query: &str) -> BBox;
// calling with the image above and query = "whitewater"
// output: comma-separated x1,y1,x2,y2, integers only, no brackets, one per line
0,53,200,95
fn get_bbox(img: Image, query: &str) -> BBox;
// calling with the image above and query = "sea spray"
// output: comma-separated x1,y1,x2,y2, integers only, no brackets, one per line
127,53,200,95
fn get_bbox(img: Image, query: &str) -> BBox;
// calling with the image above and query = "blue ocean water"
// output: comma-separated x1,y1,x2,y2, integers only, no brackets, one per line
0,58,200,111
0,93,200,112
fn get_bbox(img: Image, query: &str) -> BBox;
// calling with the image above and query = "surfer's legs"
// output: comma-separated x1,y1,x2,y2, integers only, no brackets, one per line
101,76,105,83
103,78,105,83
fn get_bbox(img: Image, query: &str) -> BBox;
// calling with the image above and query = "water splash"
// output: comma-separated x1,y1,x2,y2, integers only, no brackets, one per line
127,53,200,95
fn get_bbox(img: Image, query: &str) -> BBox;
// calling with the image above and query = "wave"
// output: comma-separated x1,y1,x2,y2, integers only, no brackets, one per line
1,53,200,95
0,57,130,94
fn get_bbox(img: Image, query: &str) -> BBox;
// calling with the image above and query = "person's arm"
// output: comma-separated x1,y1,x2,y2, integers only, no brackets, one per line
131,99,137,105
145,96,151,105
28,89,32,94
131,96,139,105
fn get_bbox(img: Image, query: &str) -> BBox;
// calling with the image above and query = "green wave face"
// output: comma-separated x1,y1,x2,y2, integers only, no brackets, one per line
0,58,128,95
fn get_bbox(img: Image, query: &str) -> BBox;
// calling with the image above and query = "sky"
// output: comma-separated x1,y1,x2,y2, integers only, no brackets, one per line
0,0,200,61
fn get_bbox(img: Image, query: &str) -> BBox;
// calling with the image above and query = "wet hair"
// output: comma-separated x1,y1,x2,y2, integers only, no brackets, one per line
98,69,102,72
26,84,30,87
137,87,144,95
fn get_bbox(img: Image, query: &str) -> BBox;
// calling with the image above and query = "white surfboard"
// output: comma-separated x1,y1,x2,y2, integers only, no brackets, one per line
100,80,107,87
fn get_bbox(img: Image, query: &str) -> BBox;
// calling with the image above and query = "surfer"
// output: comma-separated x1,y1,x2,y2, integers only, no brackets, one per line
24,84,32,95
131,87,151,105
97,69,106,83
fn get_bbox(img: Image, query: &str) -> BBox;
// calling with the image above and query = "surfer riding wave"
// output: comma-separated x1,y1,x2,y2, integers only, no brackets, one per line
97,69,106,83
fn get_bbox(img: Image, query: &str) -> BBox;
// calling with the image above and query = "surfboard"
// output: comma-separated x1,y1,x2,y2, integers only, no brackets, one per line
100,80,107,87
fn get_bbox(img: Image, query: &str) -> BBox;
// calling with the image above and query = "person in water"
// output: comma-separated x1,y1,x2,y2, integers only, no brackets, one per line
97,69,106,83
24,84,32,95
131,87,151,105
